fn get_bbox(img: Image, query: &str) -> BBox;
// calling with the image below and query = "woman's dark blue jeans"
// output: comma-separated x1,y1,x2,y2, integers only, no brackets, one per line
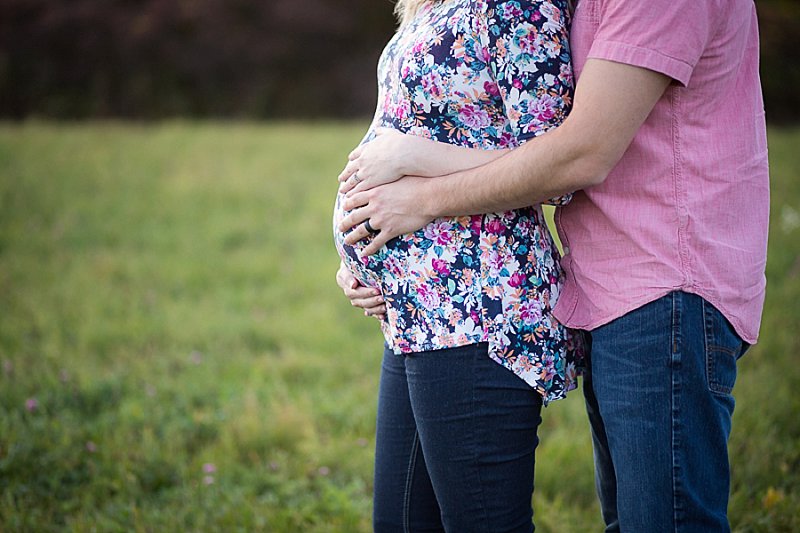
373,342,543,533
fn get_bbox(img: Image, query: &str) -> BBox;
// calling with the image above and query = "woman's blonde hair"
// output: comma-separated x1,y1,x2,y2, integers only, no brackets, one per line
394,0,435,25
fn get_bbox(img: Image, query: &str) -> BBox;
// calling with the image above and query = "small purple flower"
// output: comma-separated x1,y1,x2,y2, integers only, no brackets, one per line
203,463,217,474
415,284,441,311
431,259,451,277
25,398,38,412
532,94,559,123
509,272,526,288
503,3,523,19
484,81,500,98
189,351,203,365
203,475,215,485
520,300,543,326
459,104,491,130
424,220,454,246
485,218,507,235
86,441,97,453
318,466,331,476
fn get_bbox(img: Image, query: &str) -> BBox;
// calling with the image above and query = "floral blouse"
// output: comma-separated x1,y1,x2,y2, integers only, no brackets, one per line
333,0,582,404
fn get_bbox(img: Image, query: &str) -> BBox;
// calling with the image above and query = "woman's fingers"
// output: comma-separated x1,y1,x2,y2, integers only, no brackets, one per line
344,282,379,301
348,145,363,161
364,306,387,320
351,293,385,309
339,172,362,194
338,159,359,183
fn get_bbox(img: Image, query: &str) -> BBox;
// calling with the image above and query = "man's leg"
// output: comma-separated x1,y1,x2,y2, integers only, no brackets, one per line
583,333,620,532
586,291,745,532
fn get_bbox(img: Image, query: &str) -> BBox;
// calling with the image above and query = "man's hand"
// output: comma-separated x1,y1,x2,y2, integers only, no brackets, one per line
335,262,386,319
338,176,435,256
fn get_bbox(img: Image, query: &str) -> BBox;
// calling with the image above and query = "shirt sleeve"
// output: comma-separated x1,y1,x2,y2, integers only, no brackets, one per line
589,0,714,86
478,0,574,143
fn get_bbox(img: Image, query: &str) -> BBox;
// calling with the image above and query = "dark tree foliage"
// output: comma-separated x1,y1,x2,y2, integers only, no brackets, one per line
0,0,797,120
756,0,800,124
0,0,397,119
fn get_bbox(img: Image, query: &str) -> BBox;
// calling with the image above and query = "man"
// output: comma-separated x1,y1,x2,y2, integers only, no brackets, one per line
337,0,768,531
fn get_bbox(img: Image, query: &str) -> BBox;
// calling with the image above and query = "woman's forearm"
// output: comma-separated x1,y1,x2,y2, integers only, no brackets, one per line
339,127,511,194
402,137,511,178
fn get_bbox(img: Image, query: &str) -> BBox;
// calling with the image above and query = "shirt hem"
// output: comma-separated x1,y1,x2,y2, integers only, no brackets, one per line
553,286,761,345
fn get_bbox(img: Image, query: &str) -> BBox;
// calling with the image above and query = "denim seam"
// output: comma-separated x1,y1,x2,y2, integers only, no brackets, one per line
470,344,490,530
671,291,683,532
703,299,715,395
402,431,421,533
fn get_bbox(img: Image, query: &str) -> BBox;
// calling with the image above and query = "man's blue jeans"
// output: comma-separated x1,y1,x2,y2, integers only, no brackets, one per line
373,342,543,533
583,291,748,532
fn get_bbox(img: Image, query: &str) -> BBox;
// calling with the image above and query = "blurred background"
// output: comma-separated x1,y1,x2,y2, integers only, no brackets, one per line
0,1,799,532
1,0,799,122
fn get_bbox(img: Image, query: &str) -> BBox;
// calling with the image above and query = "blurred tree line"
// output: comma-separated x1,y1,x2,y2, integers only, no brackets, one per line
1,0,798,122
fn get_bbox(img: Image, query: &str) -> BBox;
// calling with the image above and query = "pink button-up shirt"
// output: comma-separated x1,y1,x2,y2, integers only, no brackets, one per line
553,0,769,343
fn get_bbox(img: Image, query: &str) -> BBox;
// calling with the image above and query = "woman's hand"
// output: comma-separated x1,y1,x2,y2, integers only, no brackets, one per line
335,262,386,320
339,128,510,196
338,128,414,195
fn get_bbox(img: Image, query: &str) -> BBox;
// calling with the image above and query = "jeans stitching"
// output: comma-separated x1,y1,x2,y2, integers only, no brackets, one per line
704,300,737,396
403,431,421,533
470,344,489,530
671,291,682,532
703,298,715,395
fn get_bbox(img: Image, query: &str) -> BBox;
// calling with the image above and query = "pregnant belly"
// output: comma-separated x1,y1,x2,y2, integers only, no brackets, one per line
332,194,382,289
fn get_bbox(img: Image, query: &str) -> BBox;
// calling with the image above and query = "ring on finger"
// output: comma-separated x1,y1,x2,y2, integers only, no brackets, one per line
364,218,379,235
352,172,362,184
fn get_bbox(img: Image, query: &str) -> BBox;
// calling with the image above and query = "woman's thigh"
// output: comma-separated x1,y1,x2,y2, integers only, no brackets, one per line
405,343,543,533
374,346,443,533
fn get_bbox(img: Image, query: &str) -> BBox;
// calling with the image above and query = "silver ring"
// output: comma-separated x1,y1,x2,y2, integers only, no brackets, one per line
352,172,362,184
364,218,379,235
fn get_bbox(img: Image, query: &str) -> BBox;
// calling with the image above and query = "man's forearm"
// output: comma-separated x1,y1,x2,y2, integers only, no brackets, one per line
423,123,604,218
422,59,673,219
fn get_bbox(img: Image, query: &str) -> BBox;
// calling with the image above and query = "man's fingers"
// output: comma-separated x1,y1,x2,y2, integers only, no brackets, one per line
361,232,391,257
342,190,370,208
338,203,371,233
344,222,373,246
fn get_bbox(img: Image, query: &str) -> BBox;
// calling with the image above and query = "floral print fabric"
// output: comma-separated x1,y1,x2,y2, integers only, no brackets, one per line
333,0,581,403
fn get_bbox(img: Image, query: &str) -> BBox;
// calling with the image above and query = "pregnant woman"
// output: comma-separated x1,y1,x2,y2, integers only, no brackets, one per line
332,1,579,530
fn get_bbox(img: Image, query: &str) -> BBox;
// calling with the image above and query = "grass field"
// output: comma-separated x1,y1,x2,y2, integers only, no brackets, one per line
0,122,798,532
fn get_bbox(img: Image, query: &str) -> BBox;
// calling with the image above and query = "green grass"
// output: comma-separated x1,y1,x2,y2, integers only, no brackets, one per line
0,121,798,532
